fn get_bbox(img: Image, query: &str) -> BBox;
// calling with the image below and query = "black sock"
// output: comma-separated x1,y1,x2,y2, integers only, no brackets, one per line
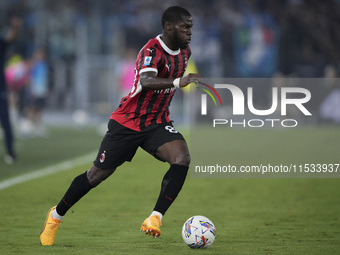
56,171,93,216
153,164,189,215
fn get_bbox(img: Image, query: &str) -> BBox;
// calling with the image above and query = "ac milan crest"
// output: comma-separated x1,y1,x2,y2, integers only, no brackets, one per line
100,151,106,163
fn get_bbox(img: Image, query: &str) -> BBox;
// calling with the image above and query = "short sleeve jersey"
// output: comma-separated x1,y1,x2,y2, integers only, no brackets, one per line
110,35,191,131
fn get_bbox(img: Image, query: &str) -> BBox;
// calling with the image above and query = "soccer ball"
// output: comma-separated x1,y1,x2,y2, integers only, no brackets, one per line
182,215,216,248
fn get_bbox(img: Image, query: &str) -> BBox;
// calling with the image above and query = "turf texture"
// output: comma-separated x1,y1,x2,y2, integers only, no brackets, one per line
0,126,339,254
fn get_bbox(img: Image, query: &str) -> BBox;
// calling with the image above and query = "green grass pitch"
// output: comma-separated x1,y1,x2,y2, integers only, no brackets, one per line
0,126,339,254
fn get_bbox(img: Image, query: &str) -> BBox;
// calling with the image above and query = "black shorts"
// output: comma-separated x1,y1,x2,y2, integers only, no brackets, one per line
94,119,185,169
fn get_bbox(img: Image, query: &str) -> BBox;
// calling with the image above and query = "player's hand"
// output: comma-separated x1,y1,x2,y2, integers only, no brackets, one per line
179,73,201,88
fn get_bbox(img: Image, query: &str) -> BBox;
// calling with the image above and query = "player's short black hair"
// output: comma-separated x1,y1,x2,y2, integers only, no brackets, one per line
161,6,191,28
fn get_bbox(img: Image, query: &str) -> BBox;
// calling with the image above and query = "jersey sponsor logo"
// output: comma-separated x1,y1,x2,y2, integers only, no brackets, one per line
154,88,174,94
166,63,171,72
143,56,152,66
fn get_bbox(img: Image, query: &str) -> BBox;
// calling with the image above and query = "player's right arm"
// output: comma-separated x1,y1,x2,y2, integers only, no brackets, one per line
140,72,201,90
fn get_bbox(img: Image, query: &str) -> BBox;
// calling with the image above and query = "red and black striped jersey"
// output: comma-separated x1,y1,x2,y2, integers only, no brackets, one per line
110,35,191,131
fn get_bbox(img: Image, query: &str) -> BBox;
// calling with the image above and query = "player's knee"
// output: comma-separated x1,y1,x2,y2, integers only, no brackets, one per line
87,165,115,187
172,152,191,166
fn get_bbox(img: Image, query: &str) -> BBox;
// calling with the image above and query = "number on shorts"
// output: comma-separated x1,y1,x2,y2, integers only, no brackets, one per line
165,125,178,133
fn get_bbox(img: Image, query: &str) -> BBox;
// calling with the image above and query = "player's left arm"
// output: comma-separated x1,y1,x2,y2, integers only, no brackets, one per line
140,71,201,90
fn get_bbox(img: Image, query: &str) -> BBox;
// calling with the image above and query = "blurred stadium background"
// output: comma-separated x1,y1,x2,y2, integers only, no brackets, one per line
1,0,340,129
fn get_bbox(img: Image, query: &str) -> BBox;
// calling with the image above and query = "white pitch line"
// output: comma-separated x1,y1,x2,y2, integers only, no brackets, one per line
0,151,96,191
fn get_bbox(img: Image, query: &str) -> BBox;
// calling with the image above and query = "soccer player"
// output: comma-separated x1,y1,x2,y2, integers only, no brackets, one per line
40,6,200,245
0,17,22,164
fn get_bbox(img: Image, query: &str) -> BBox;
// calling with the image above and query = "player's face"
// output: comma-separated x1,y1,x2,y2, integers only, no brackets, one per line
173,16,193,49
